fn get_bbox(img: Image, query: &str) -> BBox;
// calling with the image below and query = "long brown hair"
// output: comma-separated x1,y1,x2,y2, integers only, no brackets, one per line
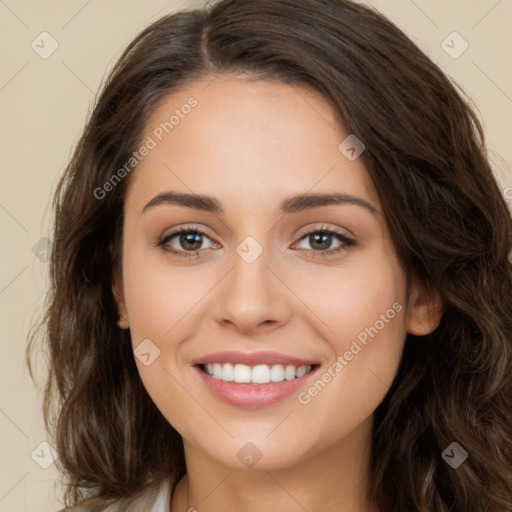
27,0,512,510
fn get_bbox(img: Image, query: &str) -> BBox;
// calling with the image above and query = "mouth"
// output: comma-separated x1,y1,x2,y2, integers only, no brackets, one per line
192,352,320,408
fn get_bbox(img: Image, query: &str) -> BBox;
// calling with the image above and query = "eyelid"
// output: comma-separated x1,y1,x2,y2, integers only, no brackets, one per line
159,223,215,240
295,222,354,240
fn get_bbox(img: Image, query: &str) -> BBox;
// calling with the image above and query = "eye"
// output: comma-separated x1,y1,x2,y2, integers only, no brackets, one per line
292,226,355,257
157,226,217,258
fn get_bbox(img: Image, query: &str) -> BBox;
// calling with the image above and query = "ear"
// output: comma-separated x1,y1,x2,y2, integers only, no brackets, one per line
406,280,443,336
112,269,129,329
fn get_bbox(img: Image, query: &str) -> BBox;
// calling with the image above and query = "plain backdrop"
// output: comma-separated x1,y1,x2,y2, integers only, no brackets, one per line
0,1,511,510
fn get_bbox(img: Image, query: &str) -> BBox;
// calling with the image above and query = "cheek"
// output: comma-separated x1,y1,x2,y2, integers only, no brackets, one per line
290,253,408,424
333,256,408,382
120,248,216,420
290,247,407,352
122,245,208,341
122,261,197,433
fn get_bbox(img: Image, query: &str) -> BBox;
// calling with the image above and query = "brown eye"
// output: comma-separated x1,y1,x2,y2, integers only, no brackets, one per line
294,229,355,255
308,232,335,251
177,231,204,251
157,228,217,257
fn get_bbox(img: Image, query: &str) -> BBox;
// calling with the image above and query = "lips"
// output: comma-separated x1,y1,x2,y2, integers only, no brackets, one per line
192,351,320,408
192,350,318,367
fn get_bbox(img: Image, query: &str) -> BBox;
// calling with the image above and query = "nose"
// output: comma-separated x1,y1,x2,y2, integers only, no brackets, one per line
213,242,293,337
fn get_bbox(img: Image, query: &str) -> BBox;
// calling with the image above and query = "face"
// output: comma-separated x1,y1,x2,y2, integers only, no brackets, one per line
113,74,441,473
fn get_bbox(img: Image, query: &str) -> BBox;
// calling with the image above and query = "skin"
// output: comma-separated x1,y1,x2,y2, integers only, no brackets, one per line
112,74,443,512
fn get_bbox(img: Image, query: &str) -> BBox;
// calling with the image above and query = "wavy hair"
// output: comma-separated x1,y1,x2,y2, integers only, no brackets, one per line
27,0,512,510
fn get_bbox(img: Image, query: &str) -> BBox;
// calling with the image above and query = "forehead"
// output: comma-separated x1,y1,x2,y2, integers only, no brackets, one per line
124,75,379,214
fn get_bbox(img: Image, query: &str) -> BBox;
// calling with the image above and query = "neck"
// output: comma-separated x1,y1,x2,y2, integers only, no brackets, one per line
171,416,378,512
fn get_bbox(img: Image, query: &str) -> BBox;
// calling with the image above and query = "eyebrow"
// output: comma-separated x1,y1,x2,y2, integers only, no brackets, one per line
142,191,379,216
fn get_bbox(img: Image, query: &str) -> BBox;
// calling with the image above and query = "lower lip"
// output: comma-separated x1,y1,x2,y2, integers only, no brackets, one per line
195,366,318,409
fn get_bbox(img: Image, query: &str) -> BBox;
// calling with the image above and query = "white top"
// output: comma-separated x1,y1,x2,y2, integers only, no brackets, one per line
61,477,171,512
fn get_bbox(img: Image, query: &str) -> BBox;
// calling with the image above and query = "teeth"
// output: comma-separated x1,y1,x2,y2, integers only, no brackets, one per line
285,365,296,381
295,366,308,378
204,363,313,384
233,364,251,383
270,364,284,382
251,364,270,384
221,363,234,382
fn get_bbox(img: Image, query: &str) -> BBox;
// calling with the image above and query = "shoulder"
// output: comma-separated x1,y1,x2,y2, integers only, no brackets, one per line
57,477,172,512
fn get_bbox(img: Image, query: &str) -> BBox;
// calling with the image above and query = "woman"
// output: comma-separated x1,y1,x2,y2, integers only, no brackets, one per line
27,0,512,510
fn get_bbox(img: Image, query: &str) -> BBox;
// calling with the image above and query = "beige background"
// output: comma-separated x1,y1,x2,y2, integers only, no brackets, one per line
0,0,511,510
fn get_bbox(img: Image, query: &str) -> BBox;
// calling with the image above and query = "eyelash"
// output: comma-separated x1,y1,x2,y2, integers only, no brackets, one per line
156,224,356,260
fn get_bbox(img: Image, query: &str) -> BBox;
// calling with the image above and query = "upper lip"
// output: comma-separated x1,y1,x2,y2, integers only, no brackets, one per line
191,351,319,367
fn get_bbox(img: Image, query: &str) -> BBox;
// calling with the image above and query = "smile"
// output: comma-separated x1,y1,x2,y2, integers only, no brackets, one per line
192,351,320,408
202,363,314,384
